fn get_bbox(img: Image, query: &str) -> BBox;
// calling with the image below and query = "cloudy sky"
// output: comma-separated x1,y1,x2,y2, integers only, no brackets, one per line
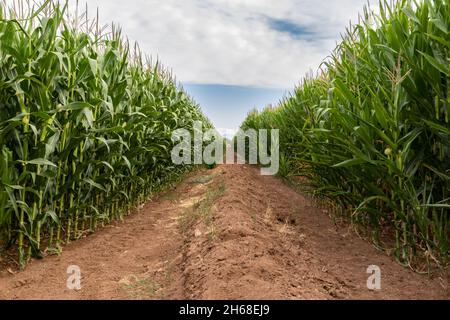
69,0,371,134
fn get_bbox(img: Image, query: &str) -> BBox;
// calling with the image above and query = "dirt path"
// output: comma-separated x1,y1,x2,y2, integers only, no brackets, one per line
0,164,448,300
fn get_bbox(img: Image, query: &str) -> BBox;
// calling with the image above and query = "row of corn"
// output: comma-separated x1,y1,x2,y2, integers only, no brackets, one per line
0,1,212,268
241,0,449,270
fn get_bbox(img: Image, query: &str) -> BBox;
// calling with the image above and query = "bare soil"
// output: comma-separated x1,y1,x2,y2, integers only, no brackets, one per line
0,164,448,300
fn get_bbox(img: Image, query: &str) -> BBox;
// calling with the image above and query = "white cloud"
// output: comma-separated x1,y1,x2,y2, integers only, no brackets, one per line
216,128,239,140
72,0,370,88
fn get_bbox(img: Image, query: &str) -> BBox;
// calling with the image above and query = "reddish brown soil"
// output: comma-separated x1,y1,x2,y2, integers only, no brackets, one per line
0,164,448,300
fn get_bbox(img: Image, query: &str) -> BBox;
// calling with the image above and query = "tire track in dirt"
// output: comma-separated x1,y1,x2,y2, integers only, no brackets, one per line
0,170,207,300
176,164,448,300
0,164,448,300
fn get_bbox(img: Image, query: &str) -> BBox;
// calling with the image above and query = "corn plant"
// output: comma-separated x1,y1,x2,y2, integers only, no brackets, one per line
241,0,449,270
0,0,212,268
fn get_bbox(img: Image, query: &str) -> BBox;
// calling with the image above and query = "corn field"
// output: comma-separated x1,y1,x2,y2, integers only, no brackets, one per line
0,0,212,268
241,0,449,269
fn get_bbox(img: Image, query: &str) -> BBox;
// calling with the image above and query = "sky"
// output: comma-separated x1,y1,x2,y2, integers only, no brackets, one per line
184,84,288,136
64,0,372,135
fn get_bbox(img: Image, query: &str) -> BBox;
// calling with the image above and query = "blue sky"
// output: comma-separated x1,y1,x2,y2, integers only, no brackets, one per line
184,84,288,136
63,0,372,132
